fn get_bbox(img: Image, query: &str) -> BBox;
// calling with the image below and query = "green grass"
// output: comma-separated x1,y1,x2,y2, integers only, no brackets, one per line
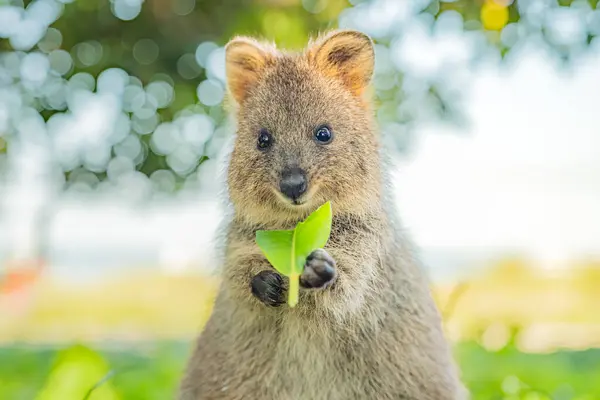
456,342,600,399
1,342,599,400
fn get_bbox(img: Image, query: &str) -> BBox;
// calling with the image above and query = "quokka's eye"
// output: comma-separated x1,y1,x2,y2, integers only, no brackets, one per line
314,125,333,144
257,129,273,150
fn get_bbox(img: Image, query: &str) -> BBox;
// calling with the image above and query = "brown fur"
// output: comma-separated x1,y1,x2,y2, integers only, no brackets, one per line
179,30,467,400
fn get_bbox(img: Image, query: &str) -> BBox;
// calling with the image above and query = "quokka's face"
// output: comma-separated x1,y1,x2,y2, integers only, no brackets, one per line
226,30,381,223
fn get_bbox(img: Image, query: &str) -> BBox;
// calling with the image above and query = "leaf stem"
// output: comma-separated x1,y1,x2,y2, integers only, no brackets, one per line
289,228,298,307
288,274,299,307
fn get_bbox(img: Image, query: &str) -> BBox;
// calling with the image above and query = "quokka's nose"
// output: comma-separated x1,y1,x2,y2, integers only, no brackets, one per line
279,167,307,201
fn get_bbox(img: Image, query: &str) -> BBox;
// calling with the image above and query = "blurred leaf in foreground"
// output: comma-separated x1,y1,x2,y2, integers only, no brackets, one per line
35,344,119,400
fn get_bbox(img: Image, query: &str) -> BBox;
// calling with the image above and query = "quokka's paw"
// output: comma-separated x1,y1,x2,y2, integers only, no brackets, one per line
251,270,286,307
300,249,337,290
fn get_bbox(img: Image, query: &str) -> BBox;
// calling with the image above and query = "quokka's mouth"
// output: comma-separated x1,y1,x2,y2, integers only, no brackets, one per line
272,188,311,208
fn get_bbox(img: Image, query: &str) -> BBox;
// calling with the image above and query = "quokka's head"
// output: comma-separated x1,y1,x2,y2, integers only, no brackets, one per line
225,30,381,225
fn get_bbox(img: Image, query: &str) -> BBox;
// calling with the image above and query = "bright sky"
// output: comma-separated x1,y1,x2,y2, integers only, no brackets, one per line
393,44,600,267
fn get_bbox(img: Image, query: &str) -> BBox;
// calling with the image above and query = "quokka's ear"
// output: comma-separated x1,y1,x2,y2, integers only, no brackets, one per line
307,30,375,96
225,37,275,104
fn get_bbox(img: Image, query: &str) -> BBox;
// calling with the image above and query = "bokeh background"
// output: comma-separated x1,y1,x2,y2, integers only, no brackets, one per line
2,0,600,398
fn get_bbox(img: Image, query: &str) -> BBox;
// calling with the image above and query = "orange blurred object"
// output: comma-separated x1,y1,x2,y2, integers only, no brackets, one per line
0,259,44,324
0,258,44,295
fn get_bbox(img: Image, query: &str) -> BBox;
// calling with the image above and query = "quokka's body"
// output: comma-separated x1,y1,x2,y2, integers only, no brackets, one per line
179,30,467,400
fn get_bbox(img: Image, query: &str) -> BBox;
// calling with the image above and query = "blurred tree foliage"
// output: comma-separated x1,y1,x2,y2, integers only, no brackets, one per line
1,0,599,179
435,0,600,59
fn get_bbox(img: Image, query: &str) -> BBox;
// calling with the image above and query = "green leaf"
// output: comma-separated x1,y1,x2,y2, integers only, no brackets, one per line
293,201,333,274
255,201,333,307
255,230,294,275
35,345,118,400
